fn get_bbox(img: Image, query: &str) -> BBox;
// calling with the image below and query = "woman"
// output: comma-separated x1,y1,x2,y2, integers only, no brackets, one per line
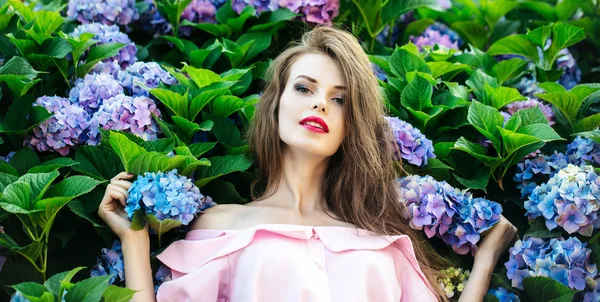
98,27,518,301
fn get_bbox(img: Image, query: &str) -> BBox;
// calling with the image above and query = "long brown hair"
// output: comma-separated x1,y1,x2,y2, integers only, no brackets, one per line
246,26,446,300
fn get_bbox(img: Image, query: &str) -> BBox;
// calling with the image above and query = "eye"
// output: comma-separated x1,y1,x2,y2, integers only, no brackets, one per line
295,85,311,94
332,97,345,105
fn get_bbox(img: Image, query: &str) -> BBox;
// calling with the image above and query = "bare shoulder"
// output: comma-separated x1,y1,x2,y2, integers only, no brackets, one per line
189,204,249,230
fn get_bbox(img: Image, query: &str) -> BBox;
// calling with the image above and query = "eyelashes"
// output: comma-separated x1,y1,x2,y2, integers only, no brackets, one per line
294,84,345,105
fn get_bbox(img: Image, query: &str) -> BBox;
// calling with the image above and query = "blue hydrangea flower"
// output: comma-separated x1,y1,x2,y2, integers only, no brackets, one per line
71,23,138,72
487,287,520,302
409,23,462,51
25,96,94,156
125,170,215,226
154,264,172,293
385,117,436,167
89,94,162,142
524,164,600,236
90,240,125,284
505,236,597,290
0,151,15,163
566,136,600,168
398,174,502,255
115,62,177,97
138,0,173,37
556,48,581,90
514,152,570,199
69,73,124,114
67,0,139,26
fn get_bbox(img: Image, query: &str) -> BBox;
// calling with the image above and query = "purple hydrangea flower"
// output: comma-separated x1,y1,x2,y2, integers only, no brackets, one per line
69,73,124,113
487,287,520,302
115,62,177,97
154,264,173,293
524,164,600,236
557,48,581,90
179,0,227,35
138,0,173,37
398,174,502,255
90,240,125,284
25,96,93,156
125,170,215,226
584,278,600,302
67,0,139,26
501,97,555,126
71,23,138,71
233,0,277,15
385,117,436,167
234,0,339,25
89,94,162,142
566,136,600,168
505,236,597,290
410,23,462,51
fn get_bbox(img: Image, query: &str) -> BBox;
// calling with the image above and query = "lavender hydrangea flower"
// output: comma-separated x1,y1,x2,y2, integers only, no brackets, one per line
524,164,600,236
115,62,177,97
233,0,277,15
69,73,124,113
557,48,581,90
385,117,436,167
398,174,502,255
505,236,597,290
154,264,173,293
487,287,520,302
89,94,162,142
25,96,93,156
179,0,227,35
410,23,462,51
138,0,173,37
125,170,215,226
67,0,139,26
234,0,339,25
90,240,125,284
71,23,138,71
566,136,600,168
501,97,555,126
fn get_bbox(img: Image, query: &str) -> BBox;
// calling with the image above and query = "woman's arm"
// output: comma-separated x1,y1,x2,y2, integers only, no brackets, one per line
458,216,518,302
122,233,156,302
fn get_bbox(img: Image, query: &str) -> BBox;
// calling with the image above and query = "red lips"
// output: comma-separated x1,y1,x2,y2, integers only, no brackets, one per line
299,116,329,133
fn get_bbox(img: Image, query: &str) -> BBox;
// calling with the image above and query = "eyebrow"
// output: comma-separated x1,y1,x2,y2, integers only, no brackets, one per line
294,75,346,90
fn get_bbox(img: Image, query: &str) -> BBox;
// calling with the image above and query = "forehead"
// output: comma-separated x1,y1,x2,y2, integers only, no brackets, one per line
288,53,345,87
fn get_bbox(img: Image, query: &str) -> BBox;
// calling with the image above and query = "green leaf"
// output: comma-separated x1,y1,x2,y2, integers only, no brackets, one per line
526,25,552,48
467,101,504,152
127,152,187,175
149,88,188,117
139,138,176,154
486,86,527,109
522,276,577,302
426,61,470,79
77,42,126,77
11,282,51,301
390,47,430,79
42,37,72,59
538,82,567,93
24,10,63,45
498,127,542,156
28,158,79,173
380,0,438,35
65,275,111,302
0,181,33,213
44,176,101,200
189,142,217,157
492,58,528,83
535,92,580,123
517,124,564,142
226,5,255,32
172,116,213,142
109,132,146,172
9,147,40,176
452,137,502,169
237,31,271,64
44,267,86,299
573,130,600,143
181,20,231,36
130,209,146,230
189,88,229,120
487,34,539,61
0,172,17,193
145,214,182,236
548,23,586,66
0,56,41,97
453,166,490,192
451,21,488,49
512,106,550,126
418,158,453,180
18,170,60,202
182,65,221,89
248,8,296,31
8,0,34,23
400,75,432,111
73,145,122,181
525,217,564,239
213,95,257,118
102,285,137,302
466,69,500,102
574,113,600,132
68,199,104,228
195,155,253,187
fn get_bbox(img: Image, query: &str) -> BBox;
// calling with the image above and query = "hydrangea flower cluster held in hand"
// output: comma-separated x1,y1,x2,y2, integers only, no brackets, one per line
505,236,597,291
398,174,502,254
524,164,600,236
90,240,125,285
125,170,215,225
385,117,436,167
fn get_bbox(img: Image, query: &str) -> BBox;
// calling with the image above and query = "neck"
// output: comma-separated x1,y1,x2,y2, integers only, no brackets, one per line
269,146,330,214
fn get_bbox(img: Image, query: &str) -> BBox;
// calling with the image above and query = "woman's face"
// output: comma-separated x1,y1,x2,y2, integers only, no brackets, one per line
278,53,347,158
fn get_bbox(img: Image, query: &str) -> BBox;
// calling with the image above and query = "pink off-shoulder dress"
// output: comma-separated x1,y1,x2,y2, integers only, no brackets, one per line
156,224,438,302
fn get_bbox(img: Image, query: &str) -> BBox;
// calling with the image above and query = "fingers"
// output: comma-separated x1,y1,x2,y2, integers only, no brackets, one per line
108,184,129,207
111,172,135,182
110,179,132,190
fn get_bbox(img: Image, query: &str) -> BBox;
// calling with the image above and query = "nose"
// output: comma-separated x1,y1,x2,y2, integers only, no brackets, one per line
310,97,327,113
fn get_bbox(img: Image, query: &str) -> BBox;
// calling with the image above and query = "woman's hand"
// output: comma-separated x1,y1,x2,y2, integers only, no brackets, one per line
476,215,518,265
98,172,148,240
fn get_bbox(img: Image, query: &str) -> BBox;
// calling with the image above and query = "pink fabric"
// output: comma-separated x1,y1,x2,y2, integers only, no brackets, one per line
156,224,438,302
